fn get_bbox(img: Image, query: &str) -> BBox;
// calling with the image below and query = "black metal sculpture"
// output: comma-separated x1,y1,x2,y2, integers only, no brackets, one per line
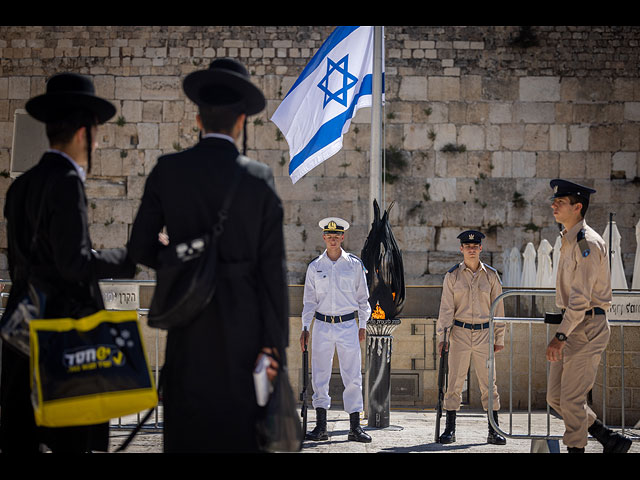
361,200,405,320
361,199,405,428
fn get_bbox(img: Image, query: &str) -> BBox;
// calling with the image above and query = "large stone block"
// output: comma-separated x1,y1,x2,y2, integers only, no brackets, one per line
519,76,560,102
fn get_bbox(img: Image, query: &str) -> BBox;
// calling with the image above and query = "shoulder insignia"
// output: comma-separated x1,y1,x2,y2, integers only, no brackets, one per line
348,253,368,274
577,229,590,257
484,264,503,285
448,263,460,273
308,255,320,265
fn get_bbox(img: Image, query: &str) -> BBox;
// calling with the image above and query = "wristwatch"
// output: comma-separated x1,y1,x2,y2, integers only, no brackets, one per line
555,332,568,342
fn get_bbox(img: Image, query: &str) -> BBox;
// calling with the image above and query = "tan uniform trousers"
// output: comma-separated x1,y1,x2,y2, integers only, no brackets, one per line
547,312,610,448
443,324,500,412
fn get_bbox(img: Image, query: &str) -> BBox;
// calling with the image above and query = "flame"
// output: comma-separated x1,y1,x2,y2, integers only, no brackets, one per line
371,293,396,320
372,303,385,319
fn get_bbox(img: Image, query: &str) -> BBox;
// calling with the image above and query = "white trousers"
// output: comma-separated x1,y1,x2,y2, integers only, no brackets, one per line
311,319,363,414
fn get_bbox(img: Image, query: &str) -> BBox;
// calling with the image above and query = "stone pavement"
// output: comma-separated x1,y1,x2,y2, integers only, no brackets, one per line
108,408,640,454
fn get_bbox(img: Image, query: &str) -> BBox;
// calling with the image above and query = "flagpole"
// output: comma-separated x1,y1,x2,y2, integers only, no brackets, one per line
365,25,384,422
369,26,384,225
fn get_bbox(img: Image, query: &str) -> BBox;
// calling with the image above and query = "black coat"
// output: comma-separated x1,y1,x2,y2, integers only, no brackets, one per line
128,137,289,453
0,152,136,453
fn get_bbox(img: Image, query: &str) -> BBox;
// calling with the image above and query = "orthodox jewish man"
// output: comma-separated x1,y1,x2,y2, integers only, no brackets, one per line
300,217,372,443
0,72,136,453
128,58,289,453
436,230,507,445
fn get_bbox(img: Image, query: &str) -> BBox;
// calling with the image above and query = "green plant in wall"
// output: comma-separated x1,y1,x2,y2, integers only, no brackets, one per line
116,116,126,127
383,145,408,184
441,143,466,153
423,182,431,201
524,222,540,232
512,191,527,208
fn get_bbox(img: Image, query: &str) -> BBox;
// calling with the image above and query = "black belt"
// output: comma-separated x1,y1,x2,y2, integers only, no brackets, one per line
454,320,490,330
561,308,606,316
315,312,356,323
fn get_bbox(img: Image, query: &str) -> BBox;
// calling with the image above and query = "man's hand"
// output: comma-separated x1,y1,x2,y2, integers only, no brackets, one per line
257,348,279,382
546,337,566,362
300,329,309,352
494,344,504,353
438,341,449,357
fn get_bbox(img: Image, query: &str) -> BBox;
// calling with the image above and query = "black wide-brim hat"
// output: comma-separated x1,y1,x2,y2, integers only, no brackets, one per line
25,72,116,124
182,58,266,115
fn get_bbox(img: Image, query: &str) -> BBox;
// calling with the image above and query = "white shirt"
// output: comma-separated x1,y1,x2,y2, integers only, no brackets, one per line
301,248,372,330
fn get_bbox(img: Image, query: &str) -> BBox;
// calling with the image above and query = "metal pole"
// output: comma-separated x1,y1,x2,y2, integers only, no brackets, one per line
369,25,383,225
365,25,384,420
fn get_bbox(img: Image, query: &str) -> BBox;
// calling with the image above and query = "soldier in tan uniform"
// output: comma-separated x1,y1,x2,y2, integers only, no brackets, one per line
436,230,506,445
546,179,632,453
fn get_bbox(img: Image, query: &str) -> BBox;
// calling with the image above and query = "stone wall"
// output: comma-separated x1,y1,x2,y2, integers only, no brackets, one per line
1,27,639,421
1,26,639,286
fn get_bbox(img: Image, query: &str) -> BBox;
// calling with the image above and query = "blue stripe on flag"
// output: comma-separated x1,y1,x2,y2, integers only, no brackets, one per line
284,26,360,99
289,72,373,177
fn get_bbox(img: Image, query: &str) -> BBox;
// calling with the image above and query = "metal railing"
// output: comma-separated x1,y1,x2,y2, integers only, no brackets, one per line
488,288,640,448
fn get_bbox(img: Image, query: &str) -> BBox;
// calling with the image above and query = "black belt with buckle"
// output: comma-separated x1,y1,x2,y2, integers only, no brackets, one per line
315,312,356,323
454,320,489,330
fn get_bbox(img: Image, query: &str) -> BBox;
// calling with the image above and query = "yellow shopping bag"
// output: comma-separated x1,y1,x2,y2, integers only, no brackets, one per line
29,310,158,427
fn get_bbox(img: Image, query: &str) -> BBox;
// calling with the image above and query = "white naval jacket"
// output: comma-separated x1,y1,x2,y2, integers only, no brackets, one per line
301,248,372,331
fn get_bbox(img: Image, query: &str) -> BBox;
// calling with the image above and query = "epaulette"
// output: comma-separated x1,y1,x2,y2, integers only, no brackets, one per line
576,229,590,257
349,253,368,274
308,255,320,265
484,264,503,285
448,263,460,273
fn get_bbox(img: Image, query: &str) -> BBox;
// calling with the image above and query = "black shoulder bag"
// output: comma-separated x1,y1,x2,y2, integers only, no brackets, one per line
147,163,245,330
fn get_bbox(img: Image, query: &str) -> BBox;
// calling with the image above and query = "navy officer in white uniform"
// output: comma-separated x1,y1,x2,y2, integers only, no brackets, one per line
300,217,372,443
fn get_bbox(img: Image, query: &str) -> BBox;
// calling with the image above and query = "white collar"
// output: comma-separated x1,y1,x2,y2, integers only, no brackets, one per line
47,149,86,182
202,132,236,145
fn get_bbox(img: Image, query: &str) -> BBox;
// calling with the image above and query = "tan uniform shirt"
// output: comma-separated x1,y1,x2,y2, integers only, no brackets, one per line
556,219,612,337
437,261,506,346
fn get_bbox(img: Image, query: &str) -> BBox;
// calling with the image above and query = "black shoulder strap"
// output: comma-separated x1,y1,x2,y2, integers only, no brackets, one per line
211,159,246,239
577,229,590,257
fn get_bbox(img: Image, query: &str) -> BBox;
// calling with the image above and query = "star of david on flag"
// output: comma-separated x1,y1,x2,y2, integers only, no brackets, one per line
271,26,384,184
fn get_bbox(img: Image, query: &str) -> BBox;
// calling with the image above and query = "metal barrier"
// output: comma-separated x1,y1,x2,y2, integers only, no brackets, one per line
488,288,640,452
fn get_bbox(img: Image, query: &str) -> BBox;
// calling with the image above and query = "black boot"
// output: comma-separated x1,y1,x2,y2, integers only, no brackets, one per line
588,419,632,453
487,410,506,445
438,410,456,444
348,412,372,443
305,408,328,441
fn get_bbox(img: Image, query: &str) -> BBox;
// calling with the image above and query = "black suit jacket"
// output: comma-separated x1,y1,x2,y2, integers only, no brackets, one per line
128,136,289,452
0,151,136,453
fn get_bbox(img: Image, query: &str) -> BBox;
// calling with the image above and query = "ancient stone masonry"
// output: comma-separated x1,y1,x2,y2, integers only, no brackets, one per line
0,26,639,286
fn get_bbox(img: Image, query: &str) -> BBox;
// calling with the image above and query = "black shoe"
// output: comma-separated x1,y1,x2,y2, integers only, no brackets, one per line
487,411,506,445
348,412,371,443
588,419,632,453
438,410,456,444
305,408,328,441
568,447,585,453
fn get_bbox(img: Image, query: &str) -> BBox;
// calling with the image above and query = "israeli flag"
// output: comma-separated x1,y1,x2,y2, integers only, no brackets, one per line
271,26,383,184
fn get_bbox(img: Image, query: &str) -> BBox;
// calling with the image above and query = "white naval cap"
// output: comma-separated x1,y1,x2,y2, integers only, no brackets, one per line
319,217,350,234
